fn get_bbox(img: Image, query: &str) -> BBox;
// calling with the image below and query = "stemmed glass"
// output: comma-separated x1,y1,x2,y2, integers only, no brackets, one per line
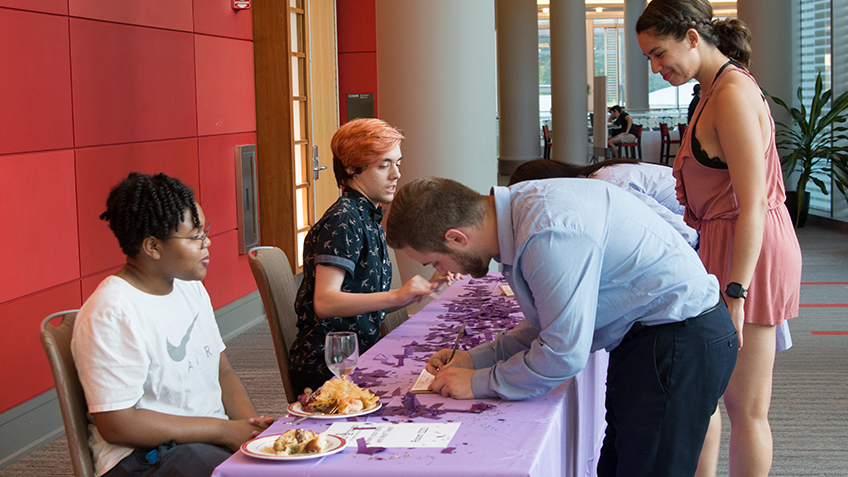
324,331,359,380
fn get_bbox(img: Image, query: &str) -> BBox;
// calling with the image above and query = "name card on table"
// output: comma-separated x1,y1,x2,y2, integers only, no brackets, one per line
326,422,460,448
409,368,436,394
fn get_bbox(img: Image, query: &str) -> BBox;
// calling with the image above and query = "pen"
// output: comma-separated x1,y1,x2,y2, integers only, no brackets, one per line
445,323,467,365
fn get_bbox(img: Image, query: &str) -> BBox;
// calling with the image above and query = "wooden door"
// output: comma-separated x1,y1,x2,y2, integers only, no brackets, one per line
253,0,339,272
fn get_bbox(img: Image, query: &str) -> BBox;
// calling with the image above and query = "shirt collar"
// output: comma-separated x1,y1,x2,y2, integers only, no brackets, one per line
491,186,515,266
343,187,384,223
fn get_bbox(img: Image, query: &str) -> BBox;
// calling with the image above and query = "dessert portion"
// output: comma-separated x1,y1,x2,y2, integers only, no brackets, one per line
298,377,379,414
268,428,327,455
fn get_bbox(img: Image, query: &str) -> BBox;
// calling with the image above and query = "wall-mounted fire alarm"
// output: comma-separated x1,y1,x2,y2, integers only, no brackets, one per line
233,0,251,10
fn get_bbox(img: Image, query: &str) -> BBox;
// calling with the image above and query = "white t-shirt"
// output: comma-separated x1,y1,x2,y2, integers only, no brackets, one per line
72,276,227,476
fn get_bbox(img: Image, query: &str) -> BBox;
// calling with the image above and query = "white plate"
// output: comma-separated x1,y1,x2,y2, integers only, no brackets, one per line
241,433,346,461
287,400,382,419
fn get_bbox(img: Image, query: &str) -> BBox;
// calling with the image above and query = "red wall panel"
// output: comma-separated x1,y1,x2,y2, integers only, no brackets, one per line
0,1,66,14
195,35,257,137
69,0,192,32
338,52,378,123
0,9,73,155
75,139,200,276
0,283,81,413
70,18,197,147
0,150,79,304
337,0,376,52
193,1,253,40
202,229,257,310
198,133,256,235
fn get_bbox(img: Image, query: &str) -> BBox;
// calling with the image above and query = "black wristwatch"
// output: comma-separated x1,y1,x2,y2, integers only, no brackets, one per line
725,282,748,299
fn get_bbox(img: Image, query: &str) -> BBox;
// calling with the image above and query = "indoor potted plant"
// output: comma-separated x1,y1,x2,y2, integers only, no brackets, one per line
767,72,848,227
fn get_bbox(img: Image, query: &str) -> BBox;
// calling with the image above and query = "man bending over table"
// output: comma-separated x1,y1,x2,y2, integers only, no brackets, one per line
72,173,274,477
385,177,737,477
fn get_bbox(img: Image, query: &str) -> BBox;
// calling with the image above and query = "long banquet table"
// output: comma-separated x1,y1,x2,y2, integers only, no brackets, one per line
213,274,608,477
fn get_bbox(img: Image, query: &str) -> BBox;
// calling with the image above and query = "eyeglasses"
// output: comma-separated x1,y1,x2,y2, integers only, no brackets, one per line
168,222,210,249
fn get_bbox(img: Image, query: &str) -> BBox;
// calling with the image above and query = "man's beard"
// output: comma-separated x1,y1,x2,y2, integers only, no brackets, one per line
450,249,490,278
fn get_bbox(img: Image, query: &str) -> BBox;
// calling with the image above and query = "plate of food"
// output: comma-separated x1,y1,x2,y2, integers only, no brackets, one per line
287,400,382,419
291,377,381,418
241,429,346,461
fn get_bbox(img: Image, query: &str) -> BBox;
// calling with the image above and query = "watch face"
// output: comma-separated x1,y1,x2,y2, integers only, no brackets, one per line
726,282,746,298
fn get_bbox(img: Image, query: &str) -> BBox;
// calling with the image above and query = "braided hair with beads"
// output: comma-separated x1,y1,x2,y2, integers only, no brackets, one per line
635,0,752,68
100,172,200,257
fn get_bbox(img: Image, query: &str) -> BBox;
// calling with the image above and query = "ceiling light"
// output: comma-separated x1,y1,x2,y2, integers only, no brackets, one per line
595,7,603,12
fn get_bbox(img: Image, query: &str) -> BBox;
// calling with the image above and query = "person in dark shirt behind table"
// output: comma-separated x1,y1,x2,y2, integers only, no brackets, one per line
289,118,444,394
688,83,702,124
606,105,635,158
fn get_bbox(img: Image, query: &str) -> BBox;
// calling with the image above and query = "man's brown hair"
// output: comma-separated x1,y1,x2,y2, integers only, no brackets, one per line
386,177,487,253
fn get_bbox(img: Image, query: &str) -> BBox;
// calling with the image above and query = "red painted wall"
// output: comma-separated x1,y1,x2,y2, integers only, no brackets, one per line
0,2,258,413
337,0,378,123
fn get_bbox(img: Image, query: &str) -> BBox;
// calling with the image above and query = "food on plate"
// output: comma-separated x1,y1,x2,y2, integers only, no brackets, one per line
268,428,327,455
297,377,379,414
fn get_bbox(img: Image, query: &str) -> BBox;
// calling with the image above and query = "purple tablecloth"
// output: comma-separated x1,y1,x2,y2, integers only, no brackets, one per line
213,274,608,477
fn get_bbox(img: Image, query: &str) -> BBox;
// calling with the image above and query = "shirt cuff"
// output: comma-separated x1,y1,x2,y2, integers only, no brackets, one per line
315,254,356,275
471,368,498,399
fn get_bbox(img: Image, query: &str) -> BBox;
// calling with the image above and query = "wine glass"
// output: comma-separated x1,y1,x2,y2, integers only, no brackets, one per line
325,331,359,380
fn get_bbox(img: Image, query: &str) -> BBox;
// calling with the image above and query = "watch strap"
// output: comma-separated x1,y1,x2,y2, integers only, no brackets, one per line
725,282,748,299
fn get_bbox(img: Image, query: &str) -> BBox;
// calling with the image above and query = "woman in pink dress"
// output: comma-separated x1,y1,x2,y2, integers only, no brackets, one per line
636,1,802,476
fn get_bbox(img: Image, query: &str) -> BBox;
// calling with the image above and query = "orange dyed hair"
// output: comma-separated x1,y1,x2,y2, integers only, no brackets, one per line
331,118,405,188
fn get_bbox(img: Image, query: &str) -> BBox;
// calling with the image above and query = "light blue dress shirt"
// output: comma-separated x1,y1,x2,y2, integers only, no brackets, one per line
468,179,719,400
590,163,699,248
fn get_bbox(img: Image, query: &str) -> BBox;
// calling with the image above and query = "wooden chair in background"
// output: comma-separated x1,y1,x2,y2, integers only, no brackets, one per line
619,124,643,159
542,124,552,160
659,122,681,164
40,310,95,477
247,246,299,403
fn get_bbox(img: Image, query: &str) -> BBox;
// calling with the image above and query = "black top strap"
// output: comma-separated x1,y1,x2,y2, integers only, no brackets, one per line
690,60,743,169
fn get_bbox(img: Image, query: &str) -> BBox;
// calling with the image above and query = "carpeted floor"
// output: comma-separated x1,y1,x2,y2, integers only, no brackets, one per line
2,218,846,476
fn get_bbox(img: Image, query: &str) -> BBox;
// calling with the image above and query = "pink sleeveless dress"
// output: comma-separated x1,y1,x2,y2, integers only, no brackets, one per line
673,64,801,325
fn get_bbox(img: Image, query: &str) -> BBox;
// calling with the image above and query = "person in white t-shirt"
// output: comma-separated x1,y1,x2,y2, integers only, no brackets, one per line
72,172,274,477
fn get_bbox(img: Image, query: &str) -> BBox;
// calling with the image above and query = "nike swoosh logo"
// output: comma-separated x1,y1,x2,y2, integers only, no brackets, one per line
167,313,199,362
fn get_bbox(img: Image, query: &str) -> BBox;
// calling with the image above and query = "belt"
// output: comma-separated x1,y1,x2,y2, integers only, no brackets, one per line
624,300,723,342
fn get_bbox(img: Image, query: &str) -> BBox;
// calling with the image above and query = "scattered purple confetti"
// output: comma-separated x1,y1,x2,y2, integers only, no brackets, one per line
356,437,386,455
470,402,497,413
402,392,420,412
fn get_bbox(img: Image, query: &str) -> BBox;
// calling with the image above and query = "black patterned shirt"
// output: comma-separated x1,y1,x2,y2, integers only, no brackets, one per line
290,188,392,382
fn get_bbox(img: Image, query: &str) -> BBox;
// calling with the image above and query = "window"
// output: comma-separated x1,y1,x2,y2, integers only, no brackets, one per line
800,0,832,213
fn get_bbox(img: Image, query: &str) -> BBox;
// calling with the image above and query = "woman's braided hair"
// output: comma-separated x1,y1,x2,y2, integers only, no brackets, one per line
100,172,200,257
635,0,752,68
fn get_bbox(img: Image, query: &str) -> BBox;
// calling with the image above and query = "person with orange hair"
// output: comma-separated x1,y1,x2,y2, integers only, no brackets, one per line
289,118,443,393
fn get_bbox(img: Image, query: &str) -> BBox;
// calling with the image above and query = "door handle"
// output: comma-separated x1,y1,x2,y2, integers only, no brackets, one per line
313,146,327,181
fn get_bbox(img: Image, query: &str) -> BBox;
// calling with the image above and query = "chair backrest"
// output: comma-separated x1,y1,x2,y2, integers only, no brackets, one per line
659,122,670,136
247,246,299,402
381,247,410,336
632,124,643,138
40,310,95,477
542,124,552,145
678,123,688,138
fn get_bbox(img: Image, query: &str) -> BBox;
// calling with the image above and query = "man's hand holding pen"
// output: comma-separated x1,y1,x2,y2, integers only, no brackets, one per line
426,349,475,399
426,324,475,399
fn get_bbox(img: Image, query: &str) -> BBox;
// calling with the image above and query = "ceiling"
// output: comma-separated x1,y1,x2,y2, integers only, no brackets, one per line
536,1,737,20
